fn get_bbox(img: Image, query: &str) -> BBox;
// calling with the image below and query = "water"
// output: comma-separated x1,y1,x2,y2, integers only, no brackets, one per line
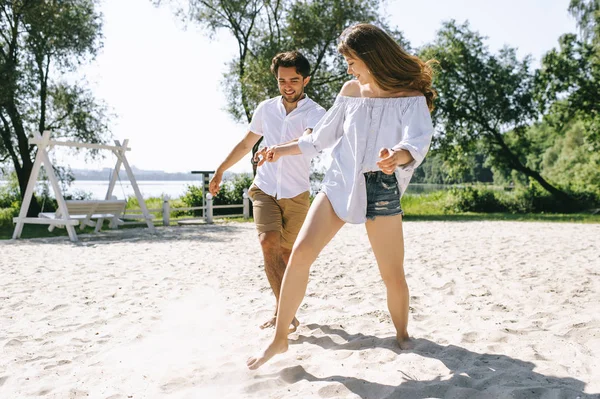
0,180,202,200
1,180,451,200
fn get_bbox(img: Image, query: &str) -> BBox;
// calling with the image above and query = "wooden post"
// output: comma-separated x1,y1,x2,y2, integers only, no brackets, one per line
162,195,170,226
243,188,249,220
206,193,213,224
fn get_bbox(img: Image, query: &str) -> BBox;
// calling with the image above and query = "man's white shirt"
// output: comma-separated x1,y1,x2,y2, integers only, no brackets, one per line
249,95,326,199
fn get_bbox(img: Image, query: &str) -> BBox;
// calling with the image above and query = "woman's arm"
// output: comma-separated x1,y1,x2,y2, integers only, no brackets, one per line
376,148,414,175
255,142,302,166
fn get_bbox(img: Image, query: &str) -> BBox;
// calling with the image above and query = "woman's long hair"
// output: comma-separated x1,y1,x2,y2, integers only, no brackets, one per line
338,23,437,112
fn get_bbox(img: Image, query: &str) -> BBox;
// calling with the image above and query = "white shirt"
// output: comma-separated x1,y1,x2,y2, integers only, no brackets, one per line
250,95,326,199
297,95,434,224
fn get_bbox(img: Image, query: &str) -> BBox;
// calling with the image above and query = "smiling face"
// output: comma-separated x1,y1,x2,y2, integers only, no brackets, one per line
344,53,372,85
277,66,310,104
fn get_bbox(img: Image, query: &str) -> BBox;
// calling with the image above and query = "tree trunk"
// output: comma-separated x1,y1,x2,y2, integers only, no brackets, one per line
491,132,572,202
5,101,42,216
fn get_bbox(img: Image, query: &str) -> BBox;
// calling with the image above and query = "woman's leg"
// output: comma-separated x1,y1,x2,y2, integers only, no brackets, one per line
247,193,345,370
365,213,411,348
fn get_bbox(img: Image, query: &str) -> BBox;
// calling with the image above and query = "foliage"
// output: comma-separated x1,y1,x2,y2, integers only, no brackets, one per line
181,173,253,216
420,21,572,201
536,34,599,149
154,0,400,173
0,0,110,215
445,186,507,213
444,184,599,214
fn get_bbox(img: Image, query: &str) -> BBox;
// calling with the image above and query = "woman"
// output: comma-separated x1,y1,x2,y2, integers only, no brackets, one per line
247,23,436,370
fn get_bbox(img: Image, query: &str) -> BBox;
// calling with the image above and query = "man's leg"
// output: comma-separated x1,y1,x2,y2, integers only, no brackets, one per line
258,230,287,329
278,191,311,332
249,185,296,330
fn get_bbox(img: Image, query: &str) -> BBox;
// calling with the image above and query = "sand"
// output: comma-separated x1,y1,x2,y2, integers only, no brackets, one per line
1,221,599,398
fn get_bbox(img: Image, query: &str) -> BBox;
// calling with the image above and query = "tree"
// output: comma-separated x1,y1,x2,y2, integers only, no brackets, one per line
421,20,570,200
0,0,110,216
569,0,600,46
535,0,599,149
154,0,397,173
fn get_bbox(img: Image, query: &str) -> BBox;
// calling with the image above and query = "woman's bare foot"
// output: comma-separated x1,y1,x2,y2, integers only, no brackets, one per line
260,316,300,334
247,338,289,370
397,333,414,350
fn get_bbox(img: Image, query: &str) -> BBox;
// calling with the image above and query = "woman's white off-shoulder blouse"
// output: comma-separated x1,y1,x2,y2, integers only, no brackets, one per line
297,95,434,224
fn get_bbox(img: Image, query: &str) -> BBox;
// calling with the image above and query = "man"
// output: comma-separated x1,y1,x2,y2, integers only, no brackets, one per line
209,51,326,332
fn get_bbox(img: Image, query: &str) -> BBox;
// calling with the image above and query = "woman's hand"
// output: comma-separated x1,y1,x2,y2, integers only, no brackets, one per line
376,148,399,174
265,146,282,163
377,148,414,174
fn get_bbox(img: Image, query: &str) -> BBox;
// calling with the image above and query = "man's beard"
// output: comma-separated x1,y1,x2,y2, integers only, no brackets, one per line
283,89,304,104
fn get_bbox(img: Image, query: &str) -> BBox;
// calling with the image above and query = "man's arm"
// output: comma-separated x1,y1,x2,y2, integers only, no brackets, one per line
209,131,262,195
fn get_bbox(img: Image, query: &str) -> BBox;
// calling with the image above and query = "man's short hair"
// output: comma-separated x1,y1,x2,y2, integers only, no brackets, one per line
270,51,311,78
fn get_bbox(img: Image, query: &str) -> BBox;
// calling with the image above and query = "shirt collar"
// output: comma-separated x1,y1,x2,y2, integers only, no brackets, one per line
279,93,311,110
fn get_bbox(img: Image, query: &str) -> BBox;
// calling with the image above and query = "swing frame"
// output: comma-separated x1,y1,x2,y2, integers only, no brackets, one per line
12,130,156,242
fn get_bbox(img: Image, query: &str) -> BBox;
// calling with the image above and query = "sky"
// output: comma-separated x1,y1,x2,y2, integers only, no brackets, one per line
57,0,578,174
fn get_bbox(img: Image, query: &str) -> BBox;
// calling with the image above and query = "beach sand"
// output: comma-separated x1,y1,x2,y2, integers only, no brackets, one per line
1,221,599,398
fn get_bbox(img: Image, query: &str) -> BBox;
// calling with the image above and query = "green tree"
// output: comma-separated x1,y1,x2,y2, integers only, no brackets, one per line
569,0,599,45
536,0,599,149
421,20,569,201
154,0,397,173
0,0,110,215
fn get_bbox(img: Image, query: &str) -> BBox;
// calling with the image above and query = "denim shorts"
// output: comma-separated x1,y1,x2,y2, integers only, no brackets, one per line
365,171,404,220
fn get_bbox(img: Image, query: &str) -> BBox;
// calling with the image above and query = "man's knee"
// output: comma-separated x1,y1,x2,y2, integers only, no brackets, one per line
259,231,282,253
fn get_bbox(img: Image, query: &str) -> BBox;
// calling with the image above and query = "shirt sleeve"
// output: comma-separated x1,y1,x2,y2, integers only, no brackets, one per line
298,97,345,158
248,101,265,136
392,97,434,177
305,106,326,130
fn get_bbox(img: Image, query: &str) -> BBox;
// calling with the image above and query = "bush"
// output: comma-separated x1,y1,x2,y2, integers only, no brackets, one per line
0,176,20,209
0,207,18,228
443,183,600,214
446,186,507,213
504,183,599,213
181,173,253,217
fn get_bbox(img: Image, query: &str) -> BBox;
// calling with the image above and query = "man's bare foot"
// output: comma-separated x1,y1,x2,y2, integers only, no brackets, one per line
260,316,300,334
247,338,288,370
260,316,277,329
397,333,414,350
289,317,300,333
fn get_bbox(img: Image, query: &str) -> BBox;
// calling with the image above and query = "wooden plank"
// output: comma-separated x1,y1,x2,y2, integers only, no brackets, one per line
28,138,131,152
13,217,79,226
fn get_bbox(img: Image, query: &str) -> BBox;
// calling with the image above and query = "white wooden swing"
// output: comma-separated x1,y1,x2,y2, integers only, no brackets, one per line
12,130,155,242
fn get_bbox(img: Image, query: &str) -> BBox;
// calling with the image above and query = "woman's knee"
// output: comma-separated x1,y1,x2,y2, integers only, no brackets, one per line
380,266,408,289
289,238,318,267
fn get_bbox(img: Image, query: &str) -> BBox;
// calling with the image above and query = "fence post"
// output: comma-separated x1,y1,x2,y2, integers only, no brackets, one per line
162,195,170,226
243,188,249,220
206,193,213,224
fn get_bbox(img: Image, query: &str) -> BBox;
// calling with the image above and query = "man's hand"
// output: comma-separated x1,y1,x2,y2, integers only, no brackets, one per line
377,148,399,175
255,146,283,166
254,147,269,167
209,172,223,196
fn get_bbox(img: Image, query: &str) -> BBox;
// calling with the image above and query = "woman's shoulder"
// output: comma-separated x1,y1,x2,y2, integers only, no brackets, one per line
339,80,361,97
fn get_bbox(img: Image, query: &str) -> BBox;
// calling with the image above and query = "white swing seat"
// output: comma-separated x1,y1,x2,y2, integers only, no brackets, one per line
39,199,127,231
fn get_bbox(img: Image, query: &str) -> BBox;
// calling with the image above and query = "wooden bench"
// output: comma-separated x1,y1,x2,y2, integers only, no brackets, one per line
39,199,127,232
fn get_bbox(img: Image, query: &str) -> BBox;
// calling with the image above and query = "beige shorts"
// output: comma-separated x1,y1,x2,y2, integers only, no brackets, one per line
248,184,310,249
